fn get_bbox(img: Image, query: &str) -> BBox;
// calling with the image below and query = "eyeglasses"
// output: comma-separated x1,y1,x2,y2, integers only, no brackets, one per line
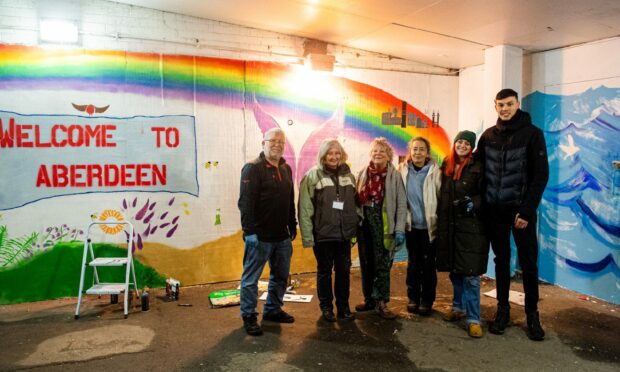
265,139,285,146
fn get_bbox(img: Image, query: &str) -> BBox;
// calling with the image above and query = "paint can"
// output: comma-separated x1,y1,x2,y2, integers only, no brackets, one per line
111,294,118,304
141,291,150,311
166,278,181,301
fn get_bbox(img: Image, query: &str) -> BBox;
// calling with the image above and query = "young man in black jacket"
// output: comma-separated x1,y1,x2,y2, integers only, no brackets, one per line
238,128,297,336
477,88,549,341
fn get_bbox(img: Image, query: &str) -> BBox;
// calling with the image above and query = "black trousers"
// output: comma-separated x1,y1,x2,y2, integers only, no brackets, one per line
405,228,437,306
313,241,352,312
486,208,540,313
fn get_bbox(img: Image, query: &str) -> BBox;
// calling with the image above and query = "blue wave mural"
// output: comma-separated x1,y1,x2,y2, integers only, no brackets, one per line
523,86,620,304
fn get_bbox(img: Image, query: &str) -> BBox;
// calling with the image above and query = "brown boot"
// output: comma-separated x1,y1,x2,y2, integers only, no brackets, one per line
375,300,397,320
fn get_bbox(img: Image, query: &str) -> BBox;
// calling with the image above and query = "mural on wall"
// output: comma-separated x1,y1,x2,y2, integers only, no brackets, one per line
0,44,450,304
523,86,620,304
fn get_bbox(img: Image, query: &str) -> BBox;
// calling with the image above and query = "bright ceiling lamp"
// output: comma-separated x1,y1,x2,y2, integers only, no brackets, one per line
39,19,79,44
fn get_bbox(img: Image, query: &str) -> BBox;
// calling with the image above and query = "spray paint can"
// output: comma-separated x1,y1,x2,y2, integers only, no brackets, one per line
111,294,119,304
175,283,180,300
141,291,150,311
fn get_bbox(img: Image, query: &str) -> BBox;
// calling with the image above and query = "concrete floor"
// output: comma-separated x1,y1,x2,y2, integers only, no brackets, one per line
0,263,618,371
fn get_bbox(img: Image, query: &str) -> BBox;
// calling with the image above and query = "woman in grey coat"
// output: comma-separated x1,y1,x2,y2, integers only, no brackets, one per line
355,137,408,320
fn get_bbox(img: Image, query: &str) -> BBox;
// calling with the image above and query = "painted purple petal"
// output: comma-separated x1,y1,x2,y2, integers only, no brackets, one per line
143,224,151,237
166,224,178,238
297,102,345,182
160,222,170,228
135,199,150,221
149,202,156,210
137,234,143,250
168,197,175,206
160,211,169,220
132,197,138,208
122,198,128,209
144,211,155,224
150,226,158,234
172,216,179,225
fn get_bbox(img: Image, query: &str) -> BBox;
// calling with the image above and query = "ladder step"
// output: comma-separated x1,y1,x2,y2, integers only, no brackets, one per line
86,283,127,295
89,257,128,266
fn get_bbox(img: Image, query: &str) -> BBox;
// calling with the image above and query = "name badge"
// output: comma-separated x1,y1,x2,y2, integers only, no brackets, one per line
332,201,344,210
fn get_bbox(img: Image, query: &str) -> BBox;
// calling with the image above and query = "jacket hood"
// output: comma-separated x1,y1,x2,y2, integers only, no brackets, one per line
319,162,351,175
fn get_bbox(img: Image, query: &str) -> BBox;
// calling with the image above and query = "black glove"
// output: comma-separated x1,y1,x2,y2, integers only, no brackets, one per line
454,196,475,216
289,228,297,241
464,196,474,216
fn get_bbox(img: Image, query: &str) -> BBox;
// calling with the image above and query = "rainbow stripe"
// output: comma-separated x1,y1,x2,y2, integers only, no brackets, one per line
0,44,450,159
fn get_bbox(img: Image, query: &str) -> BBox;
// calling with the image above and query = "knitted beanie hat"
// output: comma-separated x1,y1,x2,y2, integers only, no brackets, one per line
454,130,476,146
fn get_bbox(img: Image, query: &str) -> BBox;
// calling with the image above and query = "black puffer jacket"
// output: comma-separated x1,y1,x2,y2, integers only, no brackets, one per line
476,110,549,221
436,159,489,276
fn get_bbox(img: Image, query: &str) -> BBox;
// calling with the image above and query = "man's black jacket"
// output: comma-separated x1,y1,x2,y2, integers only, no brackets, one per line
238,152,297,241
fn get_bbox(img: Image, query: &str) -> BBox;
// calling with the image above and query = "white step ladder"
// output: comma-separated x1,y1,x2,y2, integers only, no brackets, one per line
74,221,140,319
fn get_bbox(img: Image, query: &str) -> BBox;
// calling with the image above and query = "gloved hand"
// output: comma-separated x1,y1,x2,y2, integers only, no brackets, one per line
394,231,405,245
244,234,258,248
464,196,474,216
290,230,297,241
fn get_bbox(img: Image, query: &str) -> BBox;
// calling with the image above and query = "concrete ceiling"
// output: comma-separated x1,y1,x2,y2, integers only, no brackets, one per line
112,0,620,70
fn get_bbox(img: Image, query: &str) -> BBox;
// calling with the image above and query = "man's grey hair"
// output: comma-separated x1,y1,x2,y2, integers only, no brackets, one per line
264,128,285,140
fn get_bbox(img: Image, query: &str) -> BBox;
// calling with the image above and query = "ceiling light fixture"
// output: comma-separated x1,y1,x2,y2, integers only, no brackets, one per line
303,38,335,72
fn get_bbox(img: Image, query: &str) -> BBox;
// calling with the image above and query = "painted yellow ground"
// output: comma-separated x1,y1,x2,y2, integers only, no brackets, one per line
134,230,359,285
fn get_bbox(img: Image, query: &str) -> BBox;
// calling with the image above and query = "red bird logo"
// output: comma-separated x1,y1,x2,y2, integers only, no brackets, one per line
72,103,110,116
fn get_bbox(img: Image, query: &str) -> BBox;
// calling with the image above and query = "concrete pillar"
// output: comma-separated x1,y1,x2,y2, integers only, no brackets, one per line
482,45,523,278
483,45,523,130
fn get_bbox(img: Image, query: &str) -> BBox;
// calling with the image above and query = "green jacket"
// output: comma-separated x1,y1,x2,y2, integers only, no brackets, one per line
298,164,358,248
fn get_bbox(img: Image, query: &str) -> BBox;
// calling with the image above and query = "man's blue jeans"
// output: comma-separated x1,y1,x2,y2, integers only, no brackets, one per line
449,273,481,324
240,238,292,318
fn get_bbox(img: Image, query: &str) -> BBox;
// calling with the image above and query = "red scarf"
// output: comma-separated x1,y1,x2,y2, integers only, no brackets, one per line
359,161,388,205
443,148,472,181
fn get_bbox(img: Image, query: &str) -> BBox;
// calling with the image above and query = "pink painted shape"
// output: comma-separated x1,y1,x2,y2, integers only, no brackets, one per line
250,93,296,180
296,103,345,181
